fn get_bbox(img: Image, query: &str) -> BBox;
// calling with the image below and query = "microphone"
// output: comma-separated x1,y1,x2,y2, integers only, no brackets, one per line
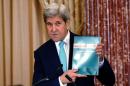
33,64,63,86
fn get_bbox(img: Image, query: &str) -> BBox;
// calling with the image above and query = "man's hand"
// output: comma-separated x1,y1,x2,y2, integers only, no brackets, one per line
96,43,104,61
60,69,87,84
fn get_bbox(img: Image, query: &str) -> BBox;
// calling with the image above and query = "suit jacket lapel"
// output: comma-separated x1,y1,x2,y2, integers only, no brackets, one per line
68,32,77,69
50,40,63,68
45,40,64,76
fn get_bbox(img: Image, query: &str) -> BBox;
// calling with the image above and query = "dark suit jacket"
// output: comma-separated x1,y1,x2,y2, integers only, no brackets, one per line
32,32,115,86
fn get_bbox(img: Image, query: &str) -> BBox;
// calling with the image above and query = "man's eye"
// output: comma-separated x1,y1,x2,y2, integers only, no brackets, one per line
46,23,52,26
55,22,62,26
46,23,50,25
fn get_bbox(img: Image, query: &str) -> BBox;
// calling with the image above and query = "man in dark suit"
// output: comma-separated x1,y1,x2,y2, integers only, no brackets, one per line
32,3,115,86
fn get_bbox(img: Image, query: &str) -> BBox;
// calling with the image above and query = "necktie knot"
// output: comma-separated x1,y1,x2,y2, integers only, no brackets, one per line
59,41,65,47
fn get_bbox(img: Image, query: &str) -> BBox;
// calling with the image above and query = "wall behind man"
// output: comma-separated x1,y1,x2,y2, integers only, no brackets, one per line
0,0,34,85
0,0,85,86
78,0,130,86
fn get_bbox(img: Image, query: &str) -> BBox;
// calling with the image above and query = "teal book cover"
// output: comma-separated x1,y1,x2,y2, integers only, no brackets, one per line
72,36,100,75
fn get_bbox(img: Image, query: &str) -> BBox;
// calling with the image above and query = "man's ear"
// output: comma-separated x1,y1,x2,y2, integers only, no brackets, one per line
66,20,70,29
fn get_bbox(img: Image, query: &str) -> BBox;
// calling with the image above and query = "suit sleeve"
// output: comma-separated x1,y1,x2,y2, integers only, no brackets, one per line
32,51,60,86
96,58,115,86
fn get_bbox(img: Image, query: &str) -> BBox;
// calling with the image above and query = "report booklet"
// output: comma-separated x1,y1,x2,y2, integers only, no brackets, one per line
72,36,100,75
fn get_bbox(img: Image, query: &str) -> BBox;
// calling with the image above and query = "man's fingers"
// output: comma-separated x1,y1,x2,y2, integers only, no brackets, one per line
76,74,87,77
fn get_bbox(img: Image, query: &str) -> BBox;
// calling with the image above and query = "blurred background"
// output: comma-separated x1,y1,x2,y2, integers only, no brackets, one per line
0,0,130,86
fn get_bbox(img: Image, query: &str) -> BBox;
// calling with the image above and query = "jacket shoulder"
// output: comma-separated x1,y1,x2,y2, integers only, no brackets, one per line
34,39,54,54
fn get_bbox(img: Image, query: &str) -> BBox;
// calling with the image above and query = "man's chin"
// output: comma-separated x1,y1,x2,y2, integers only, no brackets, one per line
51,38,60,42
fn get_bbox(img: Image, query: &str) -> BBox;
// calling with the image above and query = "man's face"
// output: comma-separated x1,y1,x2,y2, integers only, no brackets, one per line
46,16,69,42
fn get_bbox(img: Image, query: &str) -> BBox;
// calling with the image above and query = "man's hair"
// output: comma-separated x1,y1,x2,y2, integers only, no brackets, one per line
43,3,70,22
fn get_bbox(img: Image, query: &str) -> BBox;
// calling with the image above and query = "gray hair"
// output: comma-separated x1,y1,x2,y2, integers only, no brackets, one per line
43,3,70,22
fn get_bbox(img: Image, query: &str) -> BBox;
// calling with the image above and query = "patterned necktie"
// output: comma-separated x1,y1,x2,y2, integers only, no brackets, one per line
59,41,67,71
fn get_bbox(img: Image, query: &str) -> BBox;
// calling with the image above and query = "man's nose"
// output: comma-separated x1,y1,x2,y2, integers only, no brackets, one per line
52,25,56,31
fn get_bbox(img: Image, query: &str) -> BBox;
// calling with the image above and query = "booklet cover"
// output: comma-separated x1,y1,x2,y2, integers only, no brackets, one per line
72,36,100,75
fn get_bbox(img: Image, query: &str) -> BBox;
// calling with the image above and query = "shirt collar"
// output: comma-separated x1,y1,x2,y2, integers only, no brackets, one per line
63,31,70,45
55,31,70,46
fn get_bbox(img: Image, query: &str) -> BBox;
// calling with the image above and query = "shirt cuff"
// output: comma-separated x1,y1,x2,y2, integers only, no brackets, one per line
99,58,104,67
59,77,67,86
